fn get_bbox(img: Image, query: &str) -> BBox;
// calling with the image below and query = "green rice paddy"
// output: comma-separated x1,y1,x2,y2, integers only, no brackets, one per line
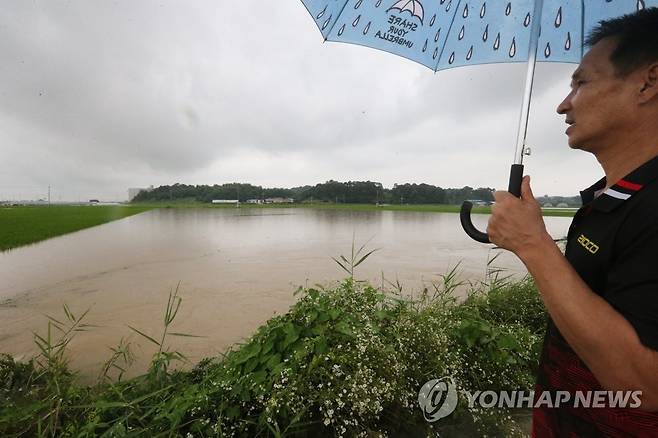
0,205,153,251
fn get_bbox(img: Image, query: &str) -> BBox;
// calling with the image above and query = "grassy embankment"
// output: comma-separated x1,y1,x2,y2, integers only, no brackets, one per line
0,205,153,251
133,201,578,217
0,260,546,437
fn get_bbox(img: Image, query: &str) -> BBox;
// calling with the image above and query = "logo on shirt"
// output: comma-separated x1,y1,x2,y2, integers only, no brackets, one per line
577,234,599,254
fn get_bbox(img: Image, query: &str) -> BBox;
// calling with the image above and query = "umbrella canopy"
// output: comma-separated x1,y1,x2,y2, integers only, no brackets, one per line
301,0,653,71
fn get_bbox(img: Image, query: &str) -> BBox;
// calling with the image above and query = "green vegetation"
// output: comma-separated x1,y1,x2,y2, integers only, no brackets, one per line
0,264,545,436
0,205,152,251
131,181,578,217
132,181,497,205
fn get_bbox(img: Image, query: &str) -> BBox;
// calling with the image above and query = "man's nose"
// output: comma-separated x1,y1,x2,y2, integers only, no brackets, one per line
556,92,572,115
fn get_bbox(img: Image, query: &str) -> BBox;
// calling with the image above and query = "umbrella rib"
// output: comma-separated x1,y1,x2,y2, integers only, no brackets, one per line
580,0,585,60
324,0,351,41
433,0,463,72
513,0,544,165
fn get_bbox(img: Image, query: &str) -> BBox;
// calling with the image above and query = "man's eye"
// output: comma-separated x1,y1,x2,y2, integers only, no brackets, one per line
570,80,585,90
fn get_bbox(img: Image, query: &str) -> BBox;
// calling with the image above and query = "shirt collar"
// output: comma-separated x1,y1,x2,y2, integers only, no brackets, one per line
581,154,658,212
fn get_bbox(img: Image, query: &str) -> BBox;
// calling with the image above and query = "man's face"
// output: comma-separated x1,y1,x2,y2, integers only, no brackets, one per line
556,38,637,152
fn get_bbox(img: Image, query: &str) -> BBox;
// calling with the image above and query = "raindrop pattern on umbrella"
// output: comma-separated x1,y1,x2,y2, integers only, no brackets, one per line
301,0,658,71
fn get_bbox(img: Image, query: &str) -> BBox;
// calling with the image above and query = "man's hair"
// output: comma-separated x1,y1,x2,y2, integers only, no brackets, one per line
586,7,658,77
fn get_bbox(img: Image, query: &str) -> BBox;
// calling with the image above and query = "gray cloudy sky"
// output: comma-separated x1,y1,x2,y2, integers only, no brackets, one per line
0,0,602,202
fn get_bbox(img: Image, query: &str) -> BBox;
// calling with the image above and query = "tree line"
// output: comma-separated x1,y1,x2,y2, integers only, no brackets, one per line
131,181,496,205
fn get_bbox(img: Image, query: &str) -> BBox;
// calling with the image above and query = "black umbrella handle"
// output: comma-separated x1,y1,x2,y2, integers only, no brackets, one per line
507,164,524,198
460,201,490,243
460,164,524,244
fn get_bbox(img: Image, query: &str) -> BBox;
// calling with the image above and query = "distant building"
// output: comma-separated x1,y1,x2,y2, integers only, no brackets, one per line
212,199,239,204
246,199,263,204
128,185,154,201
466,199,492,206
264,197,294,204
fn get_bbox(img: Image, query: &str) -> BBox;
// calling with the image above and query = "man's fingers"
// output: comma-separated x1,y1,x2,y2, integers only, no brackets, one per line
521,175,535,201
493,190,509,202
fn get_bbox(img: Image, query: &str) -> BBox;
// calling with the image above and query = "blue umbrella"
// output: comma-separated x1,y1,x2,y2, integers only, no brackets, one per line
300,0,656,242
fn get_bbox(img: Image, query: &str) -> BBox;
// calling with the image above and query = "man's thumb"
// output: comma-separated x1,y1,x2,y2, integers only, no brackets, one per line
521,175,535,201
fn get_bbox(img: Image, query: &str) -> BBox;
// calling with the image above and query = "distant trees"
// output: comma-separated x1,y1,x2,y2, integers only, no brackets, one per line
387,184,495,204
299,180,384,204
391,183,446,204
132,181,496,205
132,183,299,203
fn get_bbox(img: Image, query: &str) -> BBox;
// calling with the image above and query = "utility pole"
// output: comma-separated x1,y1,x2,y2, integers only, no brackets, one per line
48,185,51,206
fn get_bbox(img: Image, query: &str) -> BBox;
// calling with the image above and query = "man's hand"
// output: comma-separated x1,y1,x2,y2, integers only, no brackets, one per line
490,176,658,410
486,175,552,260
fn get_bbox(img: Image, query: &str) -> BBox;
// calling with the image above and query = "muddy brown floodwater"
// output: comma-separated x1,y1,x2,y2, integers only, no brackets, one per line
0,208,571,380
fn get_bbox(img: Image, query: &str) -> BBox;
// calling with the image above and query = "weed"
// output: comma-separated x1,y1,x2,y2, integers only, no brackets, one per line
331,234,379,280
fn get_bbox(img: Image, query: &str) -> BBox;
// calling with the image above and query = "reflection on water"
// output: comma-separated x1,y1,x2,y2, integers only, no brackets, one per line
0,208,571,377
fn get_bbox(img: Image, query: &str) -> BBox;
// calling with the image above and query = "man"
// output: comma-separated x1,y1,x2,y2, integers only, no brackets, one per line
486,7,658,437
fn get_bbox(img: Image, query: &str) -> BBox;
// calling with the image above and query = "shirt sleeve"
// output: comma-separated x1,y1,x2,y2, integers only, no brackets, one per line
604,224,658,351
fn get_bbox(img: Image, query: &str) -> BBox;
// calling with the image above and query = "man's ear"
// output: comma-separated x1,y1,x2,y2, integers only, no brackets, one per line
638,62,658,104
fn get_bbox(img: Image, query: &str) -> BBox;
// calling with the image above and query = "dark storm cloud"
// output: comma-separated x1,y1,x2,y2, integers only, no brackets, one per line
0,0,589,200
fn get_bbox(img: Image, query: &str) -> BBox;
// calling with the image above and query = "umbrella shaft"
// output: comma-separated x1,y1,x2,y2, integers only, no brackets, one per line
514,0,544,166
